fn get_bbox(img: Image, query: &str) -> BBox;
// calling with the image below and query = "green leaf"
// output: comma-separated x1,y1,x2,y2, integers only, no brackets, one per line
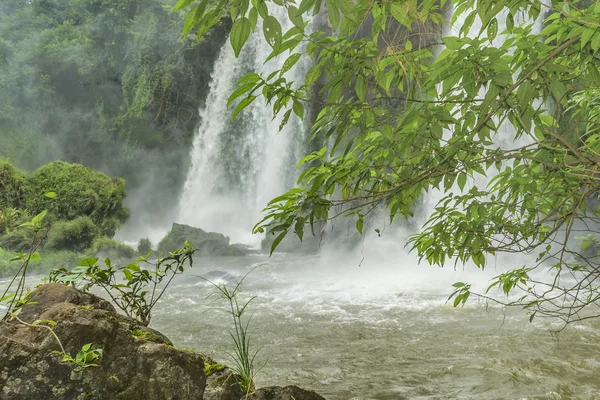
327,0,340,31
78,258,98,267
355,75,367,101
249,7,258,30
270,231,287,255
356,215,364,234
487,18,498,41
44,192,56,199
281,53,302,76
31,210,47,227
292,100,304,119
263,16,283,49
230,17,252,58
174,0,196,11
232,95,257,120
288,6,304,29
227,82,257,107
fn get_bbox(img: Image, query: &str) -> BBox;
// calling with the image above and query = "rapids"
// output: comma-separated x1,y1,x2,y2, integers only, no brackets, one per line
152,253,600,399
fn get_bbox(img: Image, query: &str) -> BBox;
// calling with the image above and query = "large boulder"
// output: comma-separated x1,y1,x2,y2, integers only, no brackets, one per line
0,284,327,400
0,284,206,399
158,223,253,256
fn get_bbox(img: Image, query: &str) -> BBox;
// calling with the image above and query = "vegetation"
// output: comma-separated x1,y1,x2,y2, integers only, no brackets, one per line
26,161,129,237
47,242,196,325
87,237,137,260
0,0,230,225
0,161,28,209
204,270,260,394
178,0,600,326
45,217,102,252
137,237,153,255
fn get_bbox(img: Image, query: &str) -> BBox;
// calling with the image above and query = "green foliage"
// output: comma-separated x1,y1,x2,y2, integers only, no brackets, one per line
178,0,600,326
0,226,37,253
55,343,104,371
0,160,29,209
45,217,102,252
88,237,136,260
26,161,129,237
0,0,231,221
1,209,50,315
47,242,196,325
0,208,28,234
204,270,260,394
137,237,153,255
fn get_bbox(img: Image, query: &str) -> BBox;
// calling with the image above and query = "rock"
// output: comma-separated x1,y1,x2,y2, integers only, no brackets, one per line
0,284,327,400
158,223,254,256
245,386,327,400
0,284,205,399
203,356,245,400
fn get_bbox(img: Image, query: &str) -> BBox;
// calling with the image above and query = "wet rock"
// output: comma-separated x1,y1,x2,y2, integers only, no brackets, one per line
203,356,245,400
158,223,254,256
0,284,205,399
245,386,327,400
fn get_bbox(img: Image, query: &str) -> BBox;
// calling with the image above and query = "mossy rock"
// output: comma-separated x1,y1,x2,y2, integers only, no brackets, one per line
158,223,249,256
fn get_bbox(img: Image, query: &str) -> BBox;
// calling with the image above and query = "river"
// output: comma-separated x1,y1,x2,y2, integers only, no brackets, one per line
150,252,600,400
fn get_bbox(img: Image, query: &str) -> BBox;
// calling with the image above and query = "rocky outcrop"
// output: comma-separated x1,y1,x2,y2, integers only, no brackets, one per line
0,284,326,400
0,284,205,399
158,223,256,256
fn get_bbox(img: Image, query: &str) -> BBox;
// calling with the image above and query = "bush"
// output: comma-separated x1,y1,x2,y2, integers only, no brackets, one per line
88,237,136,260
45,216,102,252
137,237,153,255
0,226,37,253
26,161,130,237
0,160,29,209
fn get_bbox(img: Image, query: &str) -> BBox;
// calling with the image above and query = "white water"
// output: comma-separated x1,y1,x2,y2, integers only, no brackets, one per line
178,8,309,246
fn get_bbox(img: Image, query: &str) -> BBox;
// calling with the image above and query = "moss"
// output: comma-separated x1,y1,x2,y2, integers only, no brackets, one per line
45,217,102,252
25,161,130,237
202,355,227,377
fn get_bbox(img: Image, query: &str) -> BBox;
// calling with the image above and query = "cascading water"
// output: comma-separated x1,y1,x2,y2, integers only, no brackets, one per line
178,10,309,246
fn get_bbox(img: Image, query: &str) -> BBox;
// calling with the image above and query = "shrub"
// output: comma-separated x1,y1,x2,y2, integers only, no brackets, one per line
0,226,37,252
0,208,30,235
137,237,153,255
45,217,102,252
88,237,136,260
0,160,29,209
26,161,130,237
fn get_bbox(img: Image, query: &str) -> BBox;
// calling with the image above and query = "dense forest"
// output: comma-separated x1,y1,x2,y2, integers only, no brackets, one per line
0,0,230,232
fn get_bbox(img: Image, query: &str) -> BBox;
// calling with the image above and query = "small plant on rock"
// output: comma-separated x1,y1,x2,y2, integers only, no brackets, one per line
55,343,103,371
47,241,196,325
203,269,261,395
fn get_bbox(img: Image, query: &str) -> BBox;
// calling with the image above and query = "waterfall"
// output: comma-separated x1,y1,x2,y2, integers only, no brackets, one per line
178,9,309,246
